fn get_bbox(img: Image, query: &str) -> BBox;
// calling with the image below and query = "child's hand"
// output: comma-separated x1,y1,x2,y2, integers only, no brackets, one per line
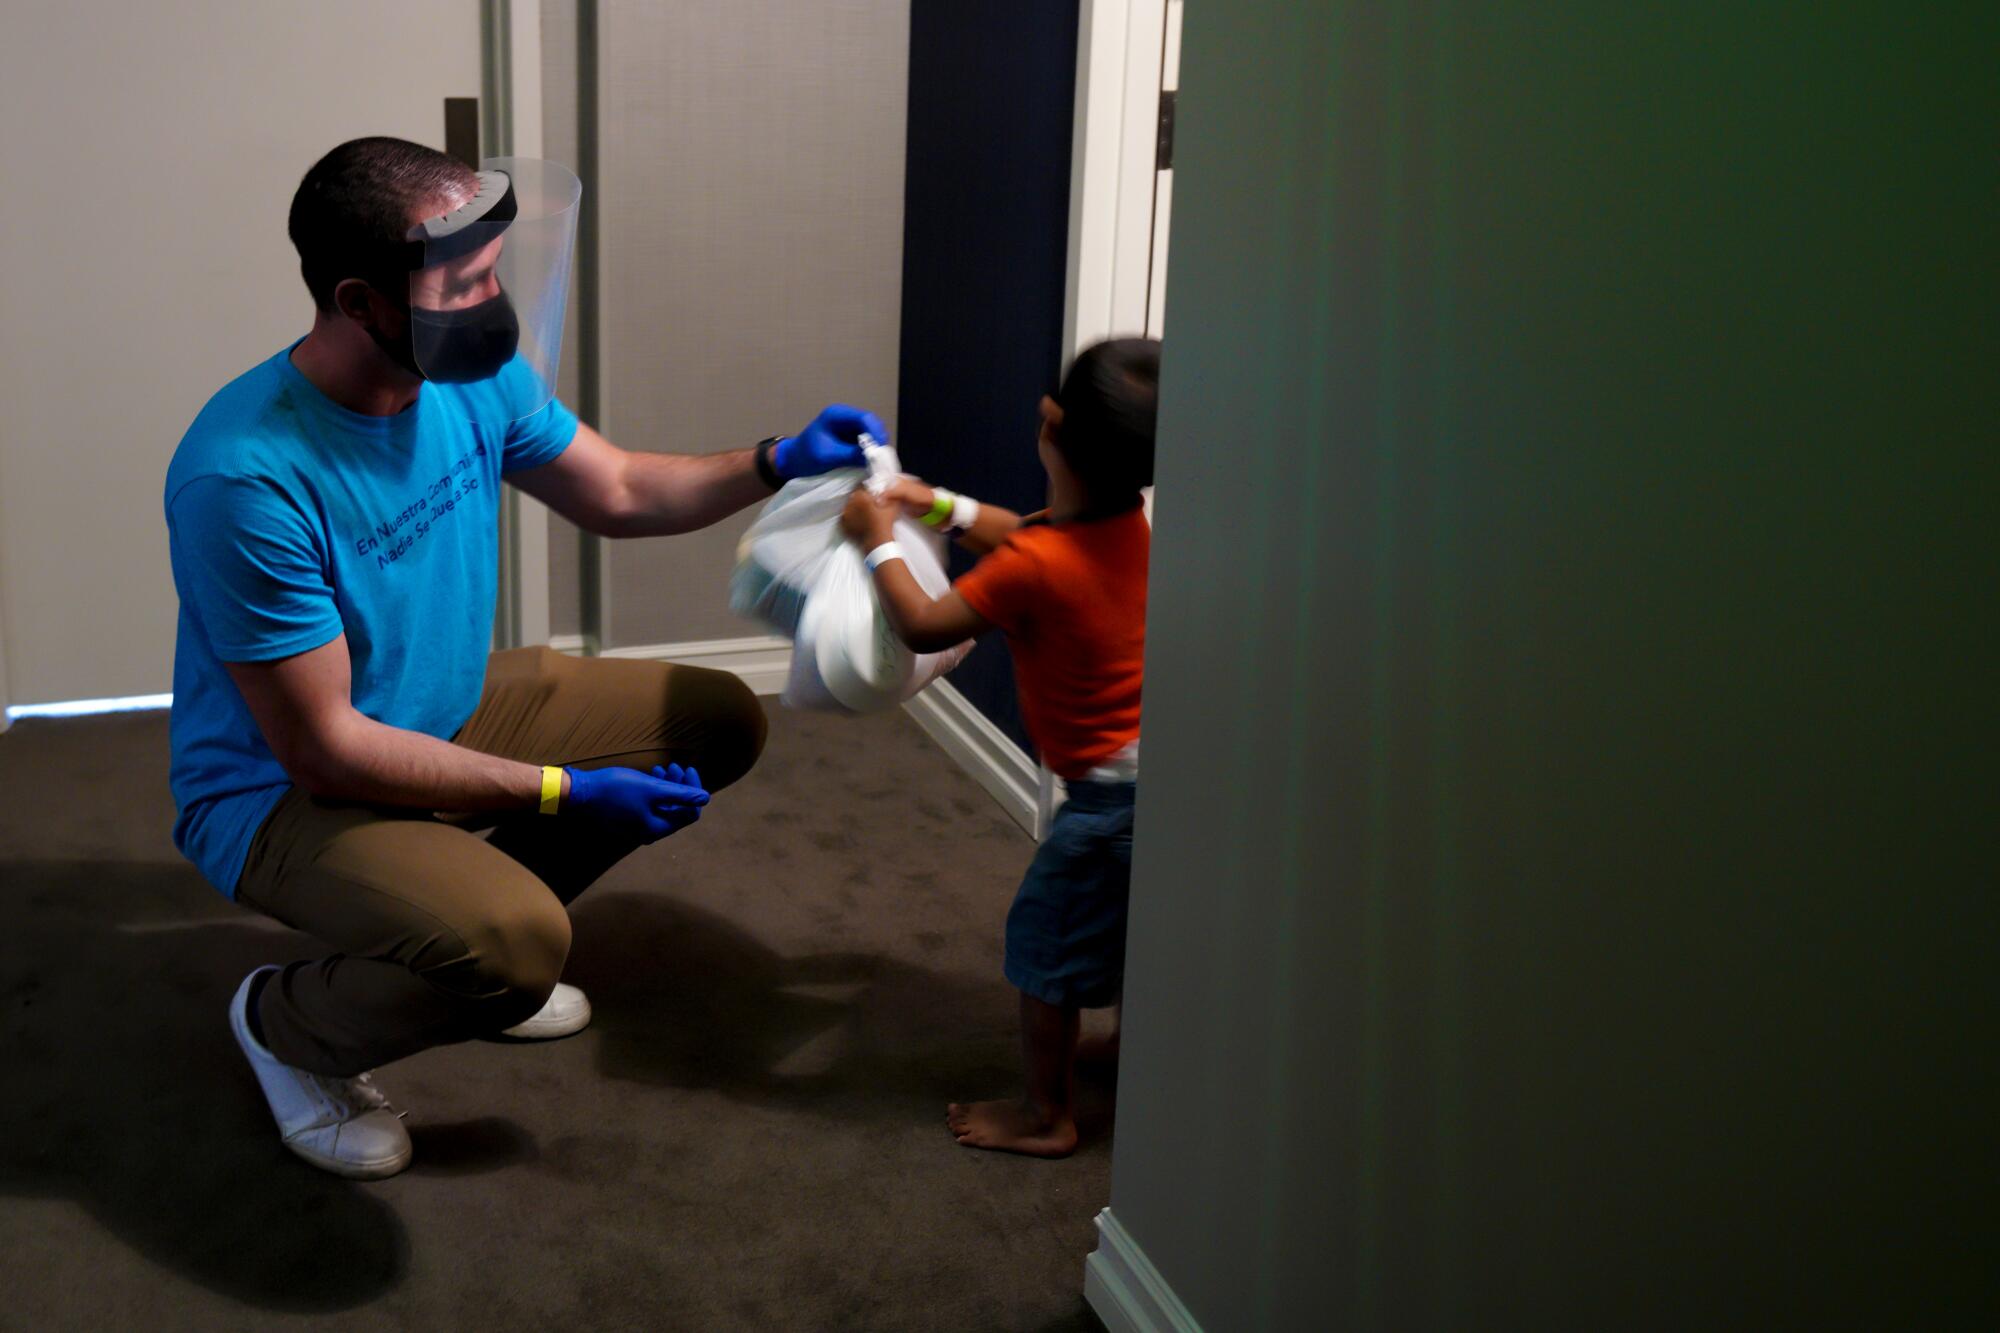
877,475,938,517
840,486,899,546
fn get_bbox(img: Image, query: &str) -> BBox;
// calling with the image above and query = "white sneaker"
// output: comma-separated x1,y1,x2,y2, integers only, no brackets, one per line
229,967,413,1180
498,981,593,1040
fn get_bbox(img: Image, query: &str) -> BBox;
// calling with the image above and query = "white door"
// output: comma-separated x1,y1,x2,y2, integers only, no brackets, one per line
1139,0,1180,531
1145,0,1183,338
0,1,485,708
1065,0,1180,355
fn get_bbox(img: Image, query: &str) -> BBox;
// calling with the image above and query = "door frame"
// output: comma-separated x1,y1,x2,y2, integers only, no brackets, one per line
0,577,12,733
488,0,555,650
1063,0,1173,359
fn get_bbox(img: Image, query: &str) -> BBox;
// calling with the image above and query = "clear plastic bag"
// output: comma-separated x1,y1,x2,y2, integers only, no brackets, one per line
730,442,971,712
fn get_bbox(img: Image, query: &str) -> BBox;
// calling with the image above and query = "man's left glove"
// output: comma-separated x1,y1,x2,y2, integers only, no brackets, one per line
772,404,889,480
561,762,708,844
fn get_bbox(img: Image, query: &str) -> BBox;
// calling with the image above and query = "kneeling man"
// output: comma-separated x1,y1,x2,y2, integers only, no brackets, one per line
165,137,884,1177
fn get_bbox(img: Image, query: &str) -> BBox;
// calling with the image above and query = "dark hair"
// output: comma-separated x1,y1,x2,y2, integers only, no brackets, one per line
1051,337,1161,503
287,137,478,311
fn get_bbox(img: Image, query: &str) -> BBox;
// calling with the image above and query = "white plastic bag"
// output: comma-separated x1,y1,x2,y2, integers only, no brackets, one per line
730,441,971,712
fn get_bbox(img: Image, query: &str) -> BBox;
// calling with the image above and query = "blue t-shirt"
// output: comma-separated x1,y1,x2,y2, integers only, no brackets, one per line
164,343,577,895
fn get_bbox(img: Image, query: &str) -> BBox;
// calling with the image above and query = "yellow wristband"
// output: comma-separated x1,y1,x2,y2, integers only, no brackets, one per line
919,490,955,528
539,765,564,815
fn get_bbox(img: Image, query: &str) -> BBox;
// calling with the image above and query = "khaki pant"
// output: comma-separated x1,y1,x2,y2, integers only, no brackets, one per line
236,646,767,1076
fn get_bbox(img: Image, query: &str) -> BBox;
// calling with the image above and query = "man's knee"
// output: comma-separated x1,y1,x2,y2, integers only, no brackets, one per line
719,671,769,784
691,669,767,791
455,892,571,1028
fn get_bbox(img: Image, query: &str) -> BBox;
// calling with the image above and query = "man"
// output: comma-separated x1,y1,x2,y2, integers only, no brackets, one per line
165,137,884,1179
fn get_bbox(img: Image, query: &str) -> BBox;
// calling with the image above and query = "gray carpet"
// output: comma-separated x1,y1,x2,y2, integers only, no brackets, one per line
0,703,1113,1331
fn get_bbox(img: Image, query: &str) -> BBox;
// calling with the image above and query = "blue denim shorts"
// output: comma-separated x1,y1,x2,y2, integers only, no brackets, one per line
1003,780,1134,1009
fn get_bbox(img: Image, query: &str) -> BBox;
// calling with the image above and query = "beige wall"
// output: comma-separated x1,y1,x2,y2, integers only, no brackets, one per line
0,552,11,727
592,0,908,647
1106,2,1987,1328
0,0,482,704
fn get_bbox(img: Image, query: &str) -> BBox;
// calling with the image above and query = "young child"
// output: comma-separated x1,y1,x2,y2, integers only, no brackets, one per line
840,338,1158,1157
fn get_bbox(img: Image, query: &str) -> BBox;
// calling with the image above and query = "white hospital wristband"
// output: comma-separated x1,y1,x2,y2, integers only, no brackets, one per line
947,493,981,531
863,541,907,572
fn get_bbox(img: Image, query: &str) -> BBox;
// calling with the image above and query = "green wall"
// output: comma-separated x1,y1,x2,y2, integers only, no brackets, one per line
1110,3,1992,1327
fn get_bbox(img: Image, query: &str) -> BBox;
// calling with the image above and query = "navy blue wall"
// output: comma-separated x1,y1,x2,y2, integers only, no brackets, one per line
896,0,1079,756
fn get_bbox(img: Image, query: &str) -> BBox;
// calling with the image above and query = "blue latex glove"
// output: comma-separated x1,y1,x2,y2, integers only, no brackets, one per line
562,763,708,844
772,404,889,480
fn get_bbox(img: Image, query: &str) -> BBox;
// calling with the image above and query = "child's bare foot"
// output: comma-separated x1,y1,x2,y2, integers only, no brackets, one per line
946,1099,1079,1158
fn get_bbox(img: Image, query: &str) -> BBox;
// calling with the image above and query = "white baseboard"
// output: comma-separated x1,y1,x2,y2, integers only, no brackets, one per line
548,636,1043,837
546,634,792,697
1085,1209,1203,1333
902,676,1043,838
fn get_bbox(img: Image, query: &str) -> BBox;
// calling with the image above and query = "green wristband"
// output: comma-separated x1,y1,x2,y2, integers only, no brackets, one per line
919,490,955,528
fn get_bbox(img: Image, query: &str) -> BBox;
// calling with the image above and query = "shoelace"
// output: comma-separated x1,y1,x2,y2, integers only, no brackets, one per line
317,1070,407,1121
354,1072,409,1120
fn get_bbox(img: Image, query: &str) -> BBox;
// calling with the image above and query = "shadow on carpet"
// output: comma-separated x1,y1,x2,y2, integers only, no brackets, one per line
0,859,411,1312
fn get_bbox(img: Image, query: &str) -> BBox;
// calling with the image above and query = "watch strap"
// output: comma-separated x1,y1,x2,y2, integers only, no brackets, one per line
753,436,786,490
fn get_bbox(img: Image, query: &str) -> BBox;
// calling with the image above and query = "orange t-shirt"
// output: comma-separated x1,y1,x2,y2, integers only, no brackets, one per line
954,507,1148,780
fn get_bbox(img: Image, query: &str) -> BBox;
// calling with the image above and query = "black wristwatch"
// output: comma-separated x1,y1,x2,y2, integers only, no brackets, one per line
753,436,787,491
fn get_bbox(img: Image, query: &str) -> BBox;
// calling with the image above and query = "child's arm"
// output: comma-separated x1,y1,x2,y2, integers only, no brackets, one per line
876,476,1028,558
840,488,993,653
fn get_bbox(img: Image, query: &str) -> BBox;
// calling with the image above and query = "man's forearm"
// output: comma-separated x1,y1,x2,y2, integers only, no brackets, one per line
297,712,554,812
604,447,774,537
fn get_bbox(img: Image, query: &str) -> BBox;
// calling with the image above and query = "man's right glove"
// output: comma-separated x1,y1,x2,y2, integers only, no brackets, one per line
771,404,889,480
562,763,709,844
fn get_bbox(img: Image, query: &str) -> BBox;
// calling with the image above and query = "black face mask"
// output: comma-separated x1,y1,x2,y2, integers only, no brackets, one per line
369,289,521,384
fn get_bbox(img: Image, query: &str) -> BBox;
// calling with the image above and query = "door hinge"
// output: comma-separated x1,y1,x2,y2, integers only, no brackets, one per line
1156,89,1178,172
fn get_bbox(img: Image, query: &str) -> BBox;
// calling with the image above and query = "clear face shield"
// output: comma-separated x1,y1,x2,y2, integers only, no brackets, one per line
403,157,581,426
